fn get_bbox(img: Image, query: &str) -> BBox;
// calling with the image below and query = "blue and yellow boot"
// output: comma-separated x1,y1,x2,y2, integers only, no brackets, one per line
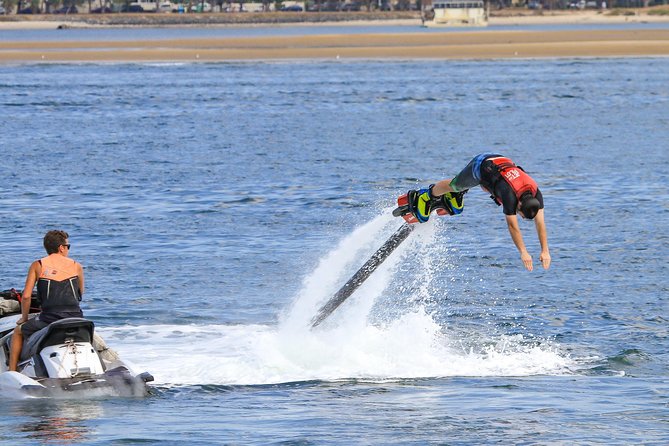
407,187,433,223
443,191,465,215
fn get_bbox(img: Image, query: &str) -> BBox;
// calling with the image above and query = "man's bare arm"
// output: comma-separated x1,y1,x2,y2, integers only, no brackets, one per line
505,214,533,271
534,209,551,269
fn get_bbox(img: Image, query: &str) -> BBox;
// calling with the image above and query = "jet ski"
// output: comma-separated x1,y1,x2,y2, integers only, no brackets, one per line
0,290,153,397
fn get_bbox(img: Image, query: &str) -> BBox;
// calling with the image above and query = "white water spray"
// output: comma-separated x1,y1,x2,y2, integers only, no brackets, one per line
100,210,572,386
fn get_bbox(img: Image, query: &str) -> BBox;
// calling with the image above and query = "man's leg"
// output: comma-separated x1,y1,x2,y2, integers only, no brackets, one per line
432,154,488,196
8,325,23,371
450,153,498,192
8,318,45,371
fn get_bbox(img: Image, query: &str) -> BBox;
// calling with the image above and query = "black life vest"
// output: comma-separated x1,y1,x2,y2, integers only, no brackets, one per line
37,255,82,314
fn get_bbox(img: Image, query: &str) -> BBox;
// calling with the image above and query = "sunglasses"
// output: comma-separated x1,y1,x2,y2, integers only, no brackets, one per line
62,244,71,249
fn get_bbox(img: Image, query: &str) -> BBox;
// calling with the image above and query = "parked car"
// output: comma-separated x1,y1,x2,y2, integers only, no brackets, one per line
121,4,145,11
158,1,175,12
0,5,6,14
190,1,211,12
341,2,361,11
52,5,78,13
18,6,36,13
280,4,303,11
91,5,113,12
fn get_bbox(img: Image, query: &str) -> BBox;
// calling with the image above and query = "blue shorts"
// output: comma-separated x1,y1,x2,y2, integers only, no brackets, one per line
450,153,501,192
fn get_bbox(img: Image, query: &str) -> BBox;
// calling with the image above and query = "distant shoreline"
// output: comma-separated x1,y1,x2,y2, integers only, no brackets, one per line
1,10,669,63
1,29,669,63
1,9,669,30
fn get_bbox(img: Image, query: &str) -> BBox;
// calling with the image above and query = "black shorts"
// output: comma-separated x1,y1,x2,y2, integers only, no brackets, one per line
19,317,49,338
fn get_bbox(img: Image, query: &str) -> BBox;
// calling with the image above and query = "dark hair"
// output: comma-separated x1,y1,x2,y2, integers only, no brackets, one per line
519,193,540,220
43,230,69,254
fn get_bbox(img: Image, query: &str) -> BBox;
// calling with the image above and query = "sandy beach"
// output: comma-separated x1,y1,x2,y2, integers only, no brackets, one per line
1,10,669,62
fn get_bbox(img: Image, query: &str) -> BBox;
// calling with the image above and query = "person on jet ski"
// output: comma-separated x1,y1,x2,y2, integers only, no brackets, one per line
9,230,85,371
407,153,551,272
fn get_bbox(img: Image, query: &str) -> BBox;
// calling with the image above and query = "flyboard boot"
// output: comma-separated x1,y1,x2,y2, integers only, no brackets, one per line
393,185,465,224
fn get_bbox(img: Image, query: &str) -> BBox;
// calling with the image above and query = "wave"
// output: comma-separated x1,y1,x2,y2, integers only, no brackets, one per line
98,209,573,387
99,315,572,387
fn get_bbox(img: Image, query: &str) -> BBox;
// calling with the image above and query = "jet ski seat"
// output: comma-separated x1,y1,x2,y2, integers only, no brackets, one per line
20,318,95,362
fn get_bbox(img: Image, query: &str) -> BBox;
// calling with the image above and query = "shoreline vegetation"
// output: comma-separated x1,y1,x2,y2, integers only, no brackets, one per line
1,8,669,62
1,7,669,27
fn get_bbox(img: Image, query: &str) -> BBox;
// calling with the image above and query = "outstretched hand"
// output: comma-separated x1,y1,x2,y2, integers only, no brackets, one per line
520,251,533,271
540,251,551,269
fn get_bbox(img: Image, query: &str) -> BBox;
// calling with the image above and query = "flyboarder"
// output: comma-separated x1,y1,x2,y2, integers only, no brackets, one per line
406,153,551,271
312,153,550,327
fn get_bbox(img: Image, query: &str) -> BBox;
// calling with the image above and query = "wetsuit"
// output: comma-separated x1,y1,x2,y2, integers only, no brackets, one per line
450,153,544,215
20,254,83,339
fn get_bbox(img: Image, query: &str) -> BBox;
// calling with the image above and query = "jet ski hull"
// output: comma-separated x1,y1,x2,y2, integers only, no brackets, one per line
1,311,153,398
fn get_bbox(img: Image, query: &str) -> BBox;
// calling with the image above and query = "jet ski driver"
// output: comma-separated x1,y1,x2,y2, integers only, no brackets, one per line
9,230,85,371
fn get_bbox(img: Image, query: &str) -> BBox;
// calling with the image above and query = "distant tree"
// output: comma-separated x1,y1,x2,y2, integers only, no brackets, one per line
4,0,19,13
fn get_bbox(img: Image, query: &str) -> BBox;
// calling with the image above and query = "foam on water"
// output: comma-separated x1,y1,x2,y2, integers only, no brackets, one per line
99,211,573,386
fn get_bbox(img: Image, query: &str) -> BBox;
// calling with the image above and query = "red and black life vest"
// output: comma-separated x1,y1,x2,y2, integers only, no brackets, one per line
483,156,538,205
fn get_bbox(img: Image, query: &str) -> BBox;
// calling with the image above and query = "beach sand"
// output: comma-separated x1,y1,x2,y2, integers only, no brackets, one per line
1,11,669,62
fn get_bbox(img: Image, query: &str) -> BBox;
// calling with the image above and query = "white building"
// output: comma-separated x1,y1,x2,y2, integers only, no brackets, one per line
423,0,488,27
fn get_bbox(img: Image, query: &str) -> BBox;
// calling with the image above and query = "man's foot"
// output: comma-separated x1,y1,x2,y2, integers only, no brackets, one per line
407,188,433,223
444,191,465,215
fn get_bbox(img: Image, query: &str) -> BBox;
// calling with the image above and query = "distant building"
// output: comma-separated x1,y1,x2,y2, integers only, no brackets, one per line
422,0,488,27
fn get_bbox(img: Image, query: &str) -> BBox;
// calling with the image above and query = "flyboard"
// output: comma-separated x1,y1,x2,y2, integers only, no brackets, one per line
310,190,461,328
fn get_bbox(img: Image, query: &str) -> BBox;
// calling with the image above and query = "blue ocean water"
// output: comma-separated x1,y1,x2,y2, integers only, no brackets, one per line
0,56,667,444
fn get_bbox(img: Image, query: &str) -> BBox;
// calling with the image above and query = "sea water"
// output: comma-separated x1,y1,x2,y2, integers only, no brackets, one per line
0,57,667,444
